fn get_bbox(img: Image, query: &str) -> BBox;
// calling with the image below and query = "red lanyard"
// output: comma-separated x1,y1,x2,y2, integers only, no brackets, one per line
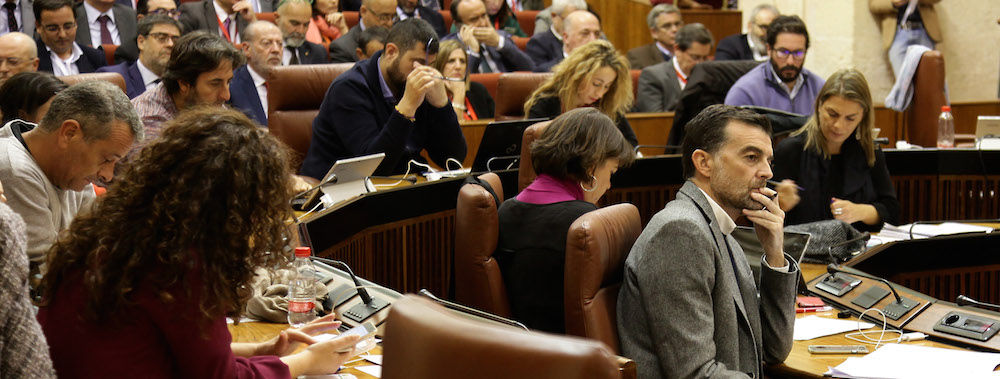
215,13,234,43
674,64,687,86
464,97,478,121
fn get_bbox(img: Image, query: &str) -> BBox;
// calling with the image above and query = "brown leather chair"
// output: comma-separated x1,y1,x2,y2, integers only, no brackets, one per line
630,69,640,101
512,36,529,52
469,72,501,98
564,203,641,355
517,120,551,192
344,11,359,29
59,72,127,94
266,63,354,169
440,10,453,32
905,50,947,148
494,72,551,121
100,44,117,65
382,294,621,379
454,173,510,317
517,10,538,36
256,12,276,23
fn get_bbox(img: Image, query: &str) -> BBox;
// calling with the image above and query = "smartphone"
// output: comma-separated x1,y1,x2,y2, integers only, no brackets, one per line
808,345,869,354
335,322,377,353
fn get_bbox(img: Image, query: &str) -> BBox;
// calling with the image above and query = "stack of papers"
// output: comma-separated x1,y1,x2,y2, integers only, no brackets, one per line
879,223,993,241
793,315,874,341
827,344,1000,378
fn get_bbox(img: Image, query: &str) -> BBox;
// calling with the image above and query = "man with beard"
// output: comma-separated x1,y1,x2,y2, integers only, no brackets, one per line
229,21,281,126
97,14,181,98
715,4,777,62
302,18,466,177
617,105,798,379
724,15,824,115
276,0,329,65
130,31,244,153
395,0,445,37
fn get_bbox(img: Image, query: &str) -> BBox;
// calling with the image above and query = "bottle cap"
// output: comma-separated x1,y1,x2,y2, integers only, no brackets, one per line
294,246,311,258
941,105,951,112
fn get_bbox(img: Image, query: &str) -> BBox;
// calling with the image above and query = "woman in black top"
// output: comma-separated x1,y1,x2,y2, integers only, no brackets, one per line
523,40,638,147
432,39,495,121
0,72,68,125
496,108,635,333
772,68,900,232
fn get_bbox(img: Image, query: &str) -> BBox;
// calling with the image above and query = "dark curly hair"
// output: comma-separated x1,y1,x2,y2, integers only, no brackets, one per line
41,107,295,326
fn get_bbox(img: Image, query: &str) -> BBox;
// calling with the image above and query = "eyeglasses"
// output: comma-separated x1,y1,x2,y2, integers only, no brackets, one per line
42,22,76,33
0,57,26,66
146,32,180,44
773,48,806,60
425,37,438,59
363,5,396,23
148,8,180,18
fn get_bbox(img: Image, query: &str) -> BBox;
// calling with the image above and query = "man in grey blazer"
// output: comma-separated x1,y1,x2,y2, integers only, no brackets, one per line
74,0,137,48
617,104,798,379
328,0,395,63
178,0,252,44
634,23,713,113
1,0,36,37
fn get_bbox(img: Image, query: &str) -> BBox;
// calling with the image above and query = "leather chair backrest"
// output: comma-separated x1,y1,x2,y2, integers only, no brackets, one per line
382,294,621,379
512,36,529,52
517,10,538,36
59,72,127,94
630,69,640,102
256,12,276,23
454,173,510,316
470,72,502,99
100,44,117,65
440,10,453,32
267,63,354,169
517,120,551,192
495,72,552,121
906,50,946,148
564,203,641,354
344,11,359,29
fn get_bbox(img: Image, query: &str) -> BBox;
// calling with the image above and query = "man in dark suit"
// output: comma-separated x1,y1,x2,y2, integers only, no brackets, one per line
1,0,36,37
444,0,533,73
33,0,105,75
635,23,713,113
302,19,466,178
74,0,136,49
626,3,681,70
229,21,280,126
97,14,180,98
328,0,395,63
715,4,777,62
529,10,597,72
618,105,797,379
396,0,445,37
178,0,252,44
112,0,176,63
525,0,583,72
275,0,328,65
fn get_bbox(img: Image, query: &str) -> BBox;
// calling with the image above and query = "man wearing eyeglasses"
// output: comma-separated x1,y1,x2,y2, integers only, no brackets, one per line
111,0,178,63
229,21,281,126
724,15,824,116
32,0,106,76
96,15,179,98
715,4,777,62
636,23,713,113
443,0,533,73
627,4,682,70
0,32,39,85
329,0,396,63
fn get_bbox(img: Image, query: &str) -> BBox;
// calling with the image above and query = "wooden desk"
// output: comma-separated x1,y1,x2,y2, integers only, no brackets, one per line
228,322,380,379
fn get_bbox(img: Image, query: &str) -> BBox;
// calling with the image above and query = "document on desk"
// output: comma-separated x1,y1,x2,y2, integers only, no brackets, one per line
880,223,994,240
827,343,1000,378
793,315,874,341
353,365,382,378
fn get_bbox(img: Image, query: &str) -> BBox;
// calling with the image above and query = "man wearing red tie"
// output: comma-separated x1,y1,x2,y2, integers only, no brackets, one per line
178,0,255,44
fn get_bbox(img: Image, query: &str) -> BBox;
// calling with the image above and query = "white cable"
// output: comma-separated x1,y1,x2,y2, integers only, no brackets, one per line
297,200,325,219
844,308,903,349
372,160,424,188
445,158,464,171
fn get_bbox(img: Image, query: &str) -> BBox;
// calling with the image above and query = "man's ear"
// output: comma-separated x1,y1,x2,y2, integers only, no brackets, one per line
355,47,365,60
383,42,398,60
691,148,713,178
56,119,83,148
240,41,251,55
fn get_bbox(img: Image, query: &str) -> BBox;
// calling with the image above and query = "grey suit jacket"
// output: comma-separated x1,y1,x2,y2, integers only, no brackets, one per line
627,42,668,71
177,0,249,40
13,0,35,37
328,24,361,63
635,59,682,112
74,3,137,48
617,181,798,379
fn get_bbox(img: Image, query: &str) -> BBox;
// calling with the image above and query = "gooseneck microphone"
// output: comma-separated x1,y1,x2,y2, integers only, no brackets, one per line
956,295,1000,311
827,264,901,304
310,256,373,305
827,232,871,264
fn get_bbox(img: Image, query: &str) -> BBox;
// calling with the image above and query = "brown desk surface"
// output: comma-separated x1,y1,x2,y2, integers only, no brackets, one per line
765,263,968,378
228,321,380,379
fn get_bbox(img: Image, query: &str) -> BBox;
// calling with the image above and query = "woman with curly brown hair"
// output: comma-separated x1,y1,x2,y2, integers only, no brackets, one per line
524,39,638,147
37,108,361,378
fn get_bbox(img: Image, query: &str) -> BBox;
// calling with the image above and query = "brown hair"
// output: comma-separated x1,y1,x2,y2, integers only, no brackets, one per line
432,39,469,93
531,107,635,183
42,108,295,327
523,40,632,119
682,104,771,179
791,68,876,166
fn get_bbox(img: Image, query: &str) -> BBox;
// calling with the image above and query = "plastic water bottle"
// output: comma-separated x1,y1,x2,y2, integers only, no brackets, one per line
287,246,317,328
937,105,955,149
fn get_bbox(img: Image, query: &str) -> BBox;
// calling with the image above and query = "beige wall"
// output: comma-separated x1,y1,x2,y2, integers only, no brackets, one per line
737,0,1000,103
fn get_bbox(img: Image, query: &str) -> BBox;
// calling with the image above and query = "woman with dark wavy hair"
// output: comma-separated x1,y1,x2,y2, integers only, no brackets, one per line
37,108,361,378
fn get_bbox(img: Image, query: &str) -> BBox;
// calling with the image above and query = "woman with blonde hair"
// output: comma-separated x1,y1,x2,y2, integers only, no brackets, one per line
431,39,495,121
524,39,638,146
773,68,899,232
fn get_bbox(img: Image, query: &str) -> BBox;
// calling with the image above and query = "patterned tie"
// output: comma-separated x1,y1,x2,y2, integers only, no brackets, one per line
3,1,18,33
288,47,299,65
97,14,113,45
222,17,231,41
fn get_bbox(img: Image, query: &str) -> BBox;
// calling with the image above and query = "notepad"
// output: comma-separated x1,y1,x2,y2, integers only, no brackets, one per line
793,315,874,341
826,343,1000,378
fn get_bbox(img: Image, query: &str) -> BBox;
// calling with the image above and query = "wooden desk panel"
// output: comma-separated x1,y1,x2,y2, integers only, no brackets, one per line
587,0,741,55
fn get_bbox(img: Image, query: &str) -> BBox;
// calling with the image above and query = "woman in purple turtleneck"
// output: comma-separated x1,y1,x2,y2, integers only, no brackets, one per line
495,107,635,334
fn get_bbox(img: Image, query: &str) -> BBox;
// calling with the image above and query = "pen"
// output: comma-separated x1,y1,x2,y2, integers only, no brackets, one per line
767,179,805,191
431,75,465,82
796,306,834,313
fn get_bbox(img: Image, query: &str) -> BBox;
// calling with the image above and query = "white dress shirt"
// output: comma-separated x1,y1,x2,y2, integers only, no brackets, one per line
247,64,268,118
47,43,84,76
135,59,160,87
0,0,23,34
83,1,120,46
212,0,239,44
697,186,789,272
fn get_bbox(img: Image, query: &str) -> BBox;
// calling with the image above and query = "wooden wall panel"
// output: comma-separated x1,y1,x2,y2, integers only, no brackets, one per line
937,175,1000,220
587,0,741,55
874,100,1000,147
893,264,1000,306
602,184,682,227
892,175,937,224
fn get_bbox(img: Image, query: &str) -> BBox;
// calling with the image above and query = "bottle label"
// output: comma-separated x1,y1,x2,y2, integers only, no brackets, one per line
288,300,315,313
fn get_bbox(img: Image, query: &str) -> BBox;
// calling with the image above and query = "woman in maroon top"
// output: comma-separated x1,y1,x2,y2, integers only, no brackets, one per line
37,108,361,379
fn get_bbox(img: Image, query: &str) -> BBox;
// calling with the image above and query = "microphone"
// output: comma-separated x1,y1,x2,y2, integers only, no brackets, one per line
827,264,919,320
310,256,390,322
310,256,372,304
956,295,1000,311
827,232,871,264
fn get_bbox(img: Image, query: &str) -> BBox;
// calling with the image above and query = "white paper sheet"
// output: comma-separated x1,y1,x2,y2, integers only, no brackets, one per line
827,343,1000,379
363,354,383,365
353,365,382,378
793,315,874,341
